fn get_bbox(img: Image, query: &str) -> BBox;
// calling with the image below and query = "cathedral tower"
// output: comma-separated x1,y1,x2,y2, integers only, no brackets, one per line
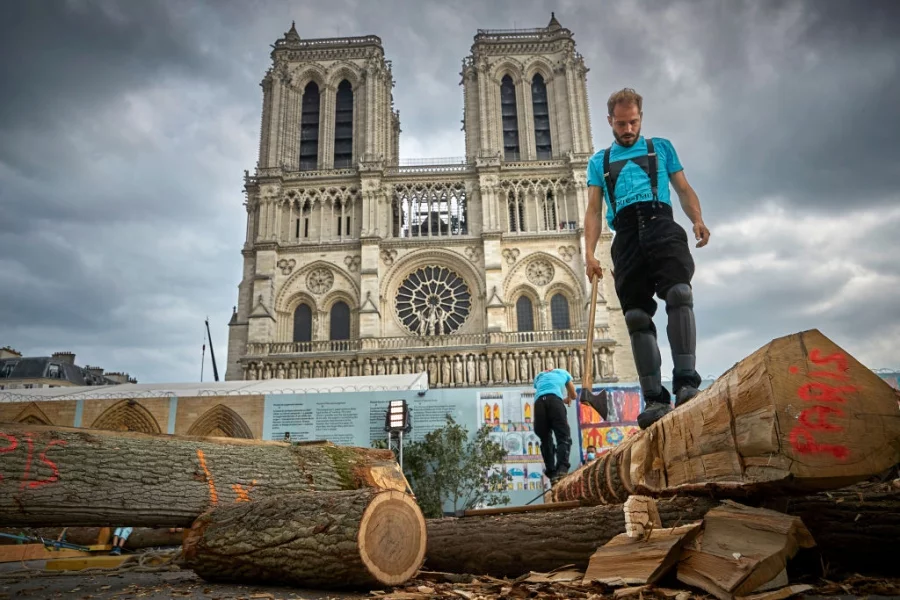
226,16,636,388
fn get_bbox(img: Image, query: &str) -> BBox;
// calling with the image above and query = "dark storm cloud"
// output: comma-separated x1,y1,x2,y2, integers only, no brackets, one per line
0,0,897,383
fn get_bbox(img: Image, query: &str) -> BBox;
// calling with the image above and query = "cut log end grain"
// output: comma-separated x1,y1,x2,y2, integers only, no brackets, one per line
184,489,426,590
358,491,428,586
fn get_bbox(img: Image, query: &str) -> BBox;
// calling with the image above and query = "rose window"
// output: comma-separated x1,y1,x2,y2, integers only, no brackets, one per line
396,266,472,336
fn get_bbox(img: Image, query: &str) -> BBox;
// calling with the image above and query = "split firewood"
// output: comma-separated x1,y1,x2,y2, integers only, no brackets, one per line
183,489,426,589
0,423,409,528
585,522,701,586
676,501,815,600
624,495,662,539
552,330,900,504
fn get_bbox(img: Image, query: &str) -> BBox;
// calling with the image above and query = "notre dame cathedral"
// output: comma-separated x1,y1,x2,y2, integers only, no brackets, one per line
225,14,636,387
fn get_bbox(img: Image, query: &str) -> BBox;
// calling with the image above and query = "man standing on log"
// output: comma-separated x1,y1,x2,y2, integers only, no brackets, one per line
533,368,577,484
584,88,711,429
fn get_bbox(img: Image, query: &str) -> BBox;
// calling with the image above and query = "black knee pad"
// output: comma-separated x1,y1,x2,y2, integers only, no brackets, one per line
665,283,693,309
624,308,653,333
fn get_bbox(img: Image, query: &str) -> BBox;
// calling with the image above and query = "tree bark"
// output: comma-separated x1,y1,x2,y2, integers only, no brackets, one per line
553,330,900,504
183,489,426,590
425,496,717,577
425,483,900,578
0,424,409,528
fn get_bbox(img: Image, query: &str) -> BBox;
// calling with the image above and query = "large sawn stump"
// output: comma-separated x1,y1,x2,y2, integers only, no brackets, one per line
183,489,427,589
0,424,409,527
553,329,900,504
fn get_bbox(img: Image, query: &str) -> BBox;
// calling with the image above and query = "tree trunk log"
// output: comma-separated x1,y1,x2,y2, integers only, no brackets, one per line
425,496,717,577
0,424,409,528
425,483,900,578
553,330,900,504
0,526,183,549
183,489,426,589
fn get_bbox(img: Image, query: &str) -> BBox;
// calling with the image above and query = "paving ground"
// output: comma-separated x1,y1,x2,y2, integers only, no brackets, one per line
2,555,900,599
0,558,366,600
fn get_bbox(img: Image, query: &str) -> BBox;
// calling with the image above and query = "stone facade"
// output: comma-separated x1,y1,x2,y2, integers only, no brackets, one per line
226,15,636,387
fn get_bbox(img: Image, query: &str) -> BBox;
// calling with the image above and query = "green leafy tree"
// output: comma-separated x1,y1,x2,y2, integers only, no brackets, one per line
396,415,512,518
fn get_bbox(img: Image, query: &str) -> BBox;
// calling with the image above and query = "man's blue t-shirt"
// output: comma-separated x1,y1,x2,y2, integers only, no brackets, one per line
586,136,683,230
533,368,573,400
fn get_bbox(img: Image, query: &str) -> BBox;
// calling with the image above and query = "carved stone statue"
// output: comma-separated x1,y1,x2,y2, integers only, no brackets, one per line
506,353,517,383
600,348,614,379
313,362,323,378
337,361,346,377
453,355,464,386
441,356,451,386
544,351,554,371
414,357,425,374
301,362,311,378
376,359,386,375
363,359,373,376
350,360,359,377
288,363,298,379
478,354,489,384
571,350,582,379
247,364,258,380
492,353,503,383
262,364,272,380
402,357,412,374
531,352,542,377
466,355,476,385
326,361,335,378
276,363,285,379
389,358,399,375
519,353,530,382
428,356,438,385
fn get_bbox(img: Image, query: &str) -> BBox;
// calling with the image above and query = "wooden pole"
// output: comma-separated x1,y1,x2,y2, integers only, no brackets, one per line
551,330,900,504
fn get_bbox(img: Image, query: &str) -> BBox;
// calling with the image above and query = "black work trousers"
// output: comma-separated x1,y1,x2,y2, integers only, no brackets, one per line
534,394,571,477
611,202,702,396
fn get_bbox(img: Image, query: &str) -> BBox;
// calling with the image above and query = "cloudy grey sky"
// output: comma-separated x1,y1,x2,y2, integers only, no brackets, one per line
1,0,898,384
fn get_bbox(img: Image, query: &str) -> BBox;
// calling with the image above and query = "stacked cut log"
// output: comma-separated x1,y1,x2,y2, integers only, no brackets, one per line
183,489,426,589
425,330,900,582
552,329,900,504
0,424,410,527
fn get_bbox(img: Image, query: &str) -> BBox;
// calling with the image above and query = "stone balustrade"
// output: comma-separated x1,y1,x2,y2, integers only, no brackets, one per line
241,334,618,388
245,328,608,357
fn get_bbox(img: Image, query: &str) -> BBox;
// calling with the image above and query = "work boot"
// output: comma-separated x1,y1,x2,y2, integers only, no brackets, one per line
675,386,700,408
637,400,672,429
110,547,122,556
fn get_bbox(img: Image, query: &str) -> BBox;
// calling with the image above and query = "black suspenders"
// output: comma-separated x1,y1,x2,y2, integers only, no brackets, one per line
603,138,658,220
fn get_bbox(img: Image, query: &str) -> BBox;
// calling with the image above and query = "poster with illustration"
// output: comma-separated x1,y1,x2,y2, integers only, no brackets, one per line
477,390,541,459
576,384,643,462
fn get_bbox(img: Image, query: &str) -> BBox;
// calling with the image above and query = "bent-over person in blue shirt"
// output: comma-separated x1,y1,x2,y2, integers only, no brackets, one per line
533,368,577,485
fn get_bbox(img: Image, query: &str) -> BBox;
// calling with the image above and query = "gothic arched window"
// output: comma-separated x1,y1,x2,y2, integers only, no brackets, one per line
329,301,351,341
333,80,353,168
508,191,525,232
501,75,520,160
299,81,320,170
543,190,557,231
531,74,552,159
516,296,535,332
293,304,312,342
550,293,571,330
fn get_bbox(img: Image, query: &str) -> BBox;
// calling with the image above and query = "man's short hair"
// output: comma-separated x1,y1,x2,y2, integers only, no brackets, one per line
587,445,597,451
607,88,643,116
